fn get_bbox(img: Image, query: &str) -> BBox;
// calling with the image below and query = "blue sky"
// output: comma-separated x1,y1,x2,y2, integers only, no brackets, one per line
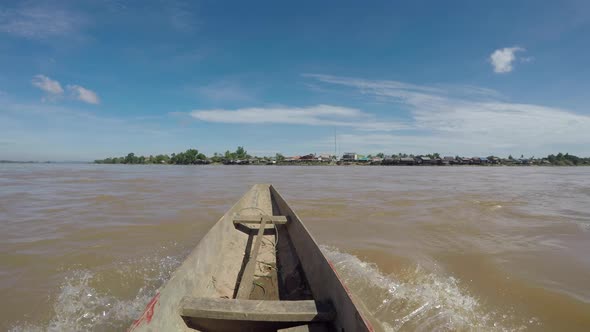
1,0,589,160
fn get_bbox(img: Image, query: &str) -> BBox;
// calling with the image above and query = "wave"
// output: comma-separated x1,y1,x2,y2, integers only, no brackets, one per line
9,254,181,332
11,246,529,332
320,246,525,332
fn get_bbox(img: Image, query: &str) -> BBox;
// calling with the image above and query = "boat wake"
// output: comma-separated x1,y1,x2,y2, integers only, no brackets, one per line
320,246,524,332
9,253,181,332
11,246,525,332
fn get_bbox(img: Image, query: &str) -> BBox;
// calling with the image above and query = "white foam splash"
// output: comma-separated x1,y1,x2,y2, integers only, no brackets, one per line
11,245,530,332
320,246,522,332
9,253,181,332
47,270,148,331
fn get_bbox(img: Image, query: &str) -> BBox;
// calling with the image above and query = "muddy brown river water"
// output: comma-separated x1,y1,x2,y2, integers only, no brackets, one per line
1,164,589,331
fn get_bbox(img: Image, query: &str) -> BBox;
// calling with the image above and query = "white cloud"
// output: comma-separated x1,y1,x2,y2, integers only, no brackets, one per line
489,47,525,73
31,75,100,104
31,75,64,101
32,75,63,94
305,74,590,156
0,4,85,39
191,104,406,131
190,74,590,155
68,85,100,104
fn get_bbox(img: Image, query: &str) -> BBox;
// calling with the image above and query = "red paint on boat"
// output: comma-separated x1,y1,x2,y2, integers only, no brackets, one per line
128,292,160,331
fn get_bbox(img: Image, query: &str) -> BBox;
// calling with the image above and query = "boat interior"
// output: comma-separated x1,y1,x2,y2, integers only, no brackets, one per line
178,185,338,332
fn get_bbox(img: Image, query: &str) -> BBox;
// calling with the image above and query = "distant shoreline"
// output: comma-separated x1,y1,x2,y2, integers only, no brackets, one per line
3,150,590,166
92,148,590,167
2,161,590,167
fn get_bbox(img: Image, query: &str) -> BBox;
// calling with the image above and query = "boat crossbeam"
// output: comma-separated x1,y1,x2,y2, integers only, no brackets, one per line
233,215,288,225
179,297,335,323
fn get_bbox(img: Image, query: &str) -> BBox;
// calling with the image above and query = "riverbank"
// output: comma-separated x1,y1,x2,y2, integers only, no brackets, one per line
93,148,590,167
3,160,589,166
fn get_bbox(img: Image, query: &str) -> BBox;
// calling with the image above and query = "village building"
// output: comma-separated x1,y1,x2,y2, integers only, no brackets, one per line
381,156,396,165
341,152,358,162
416,156,433,165
488,156,500,164
299,154,316,161
356,155,370,163
471,157,482,165
442,156,455,165
370,157,383,165
399,157,415,165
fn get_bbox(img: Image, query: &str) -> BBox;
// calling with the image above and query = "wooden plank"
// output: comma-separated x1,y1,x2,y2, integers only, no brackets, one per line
233,215,287,225
236,216,268,299
279,326,310,332
278,324,331,332
179,297,335,322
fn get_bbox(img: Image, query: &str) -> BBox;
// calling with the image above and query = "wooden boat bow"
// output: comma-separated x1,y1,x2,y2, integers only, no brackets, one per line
130,184,374,332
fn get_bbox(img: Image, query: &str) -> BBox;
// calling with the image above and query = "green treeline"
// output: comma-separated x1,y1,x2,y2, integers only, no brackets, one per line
94,153,173,165
94,149,208,165
94,147,249,165
546,153,590,166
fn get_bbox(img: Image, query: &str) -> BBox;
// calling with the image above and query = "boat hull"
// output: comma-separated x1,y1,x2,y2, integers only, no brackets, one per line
130,184,373,332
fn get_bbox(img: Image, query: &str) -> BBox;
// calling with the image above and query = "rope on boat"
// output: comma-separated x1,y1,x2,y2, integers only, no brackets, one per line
235,206,279,249
235,206,280,292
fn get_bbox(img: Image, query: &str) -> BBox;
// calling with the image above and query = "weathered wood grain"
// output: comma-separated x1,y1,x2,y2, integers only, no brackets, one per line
179,297,334,322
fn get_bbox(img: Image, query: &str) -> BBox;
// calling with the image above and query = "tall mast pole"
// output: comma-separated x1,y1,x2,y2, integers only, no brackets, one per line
334,128,337,157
